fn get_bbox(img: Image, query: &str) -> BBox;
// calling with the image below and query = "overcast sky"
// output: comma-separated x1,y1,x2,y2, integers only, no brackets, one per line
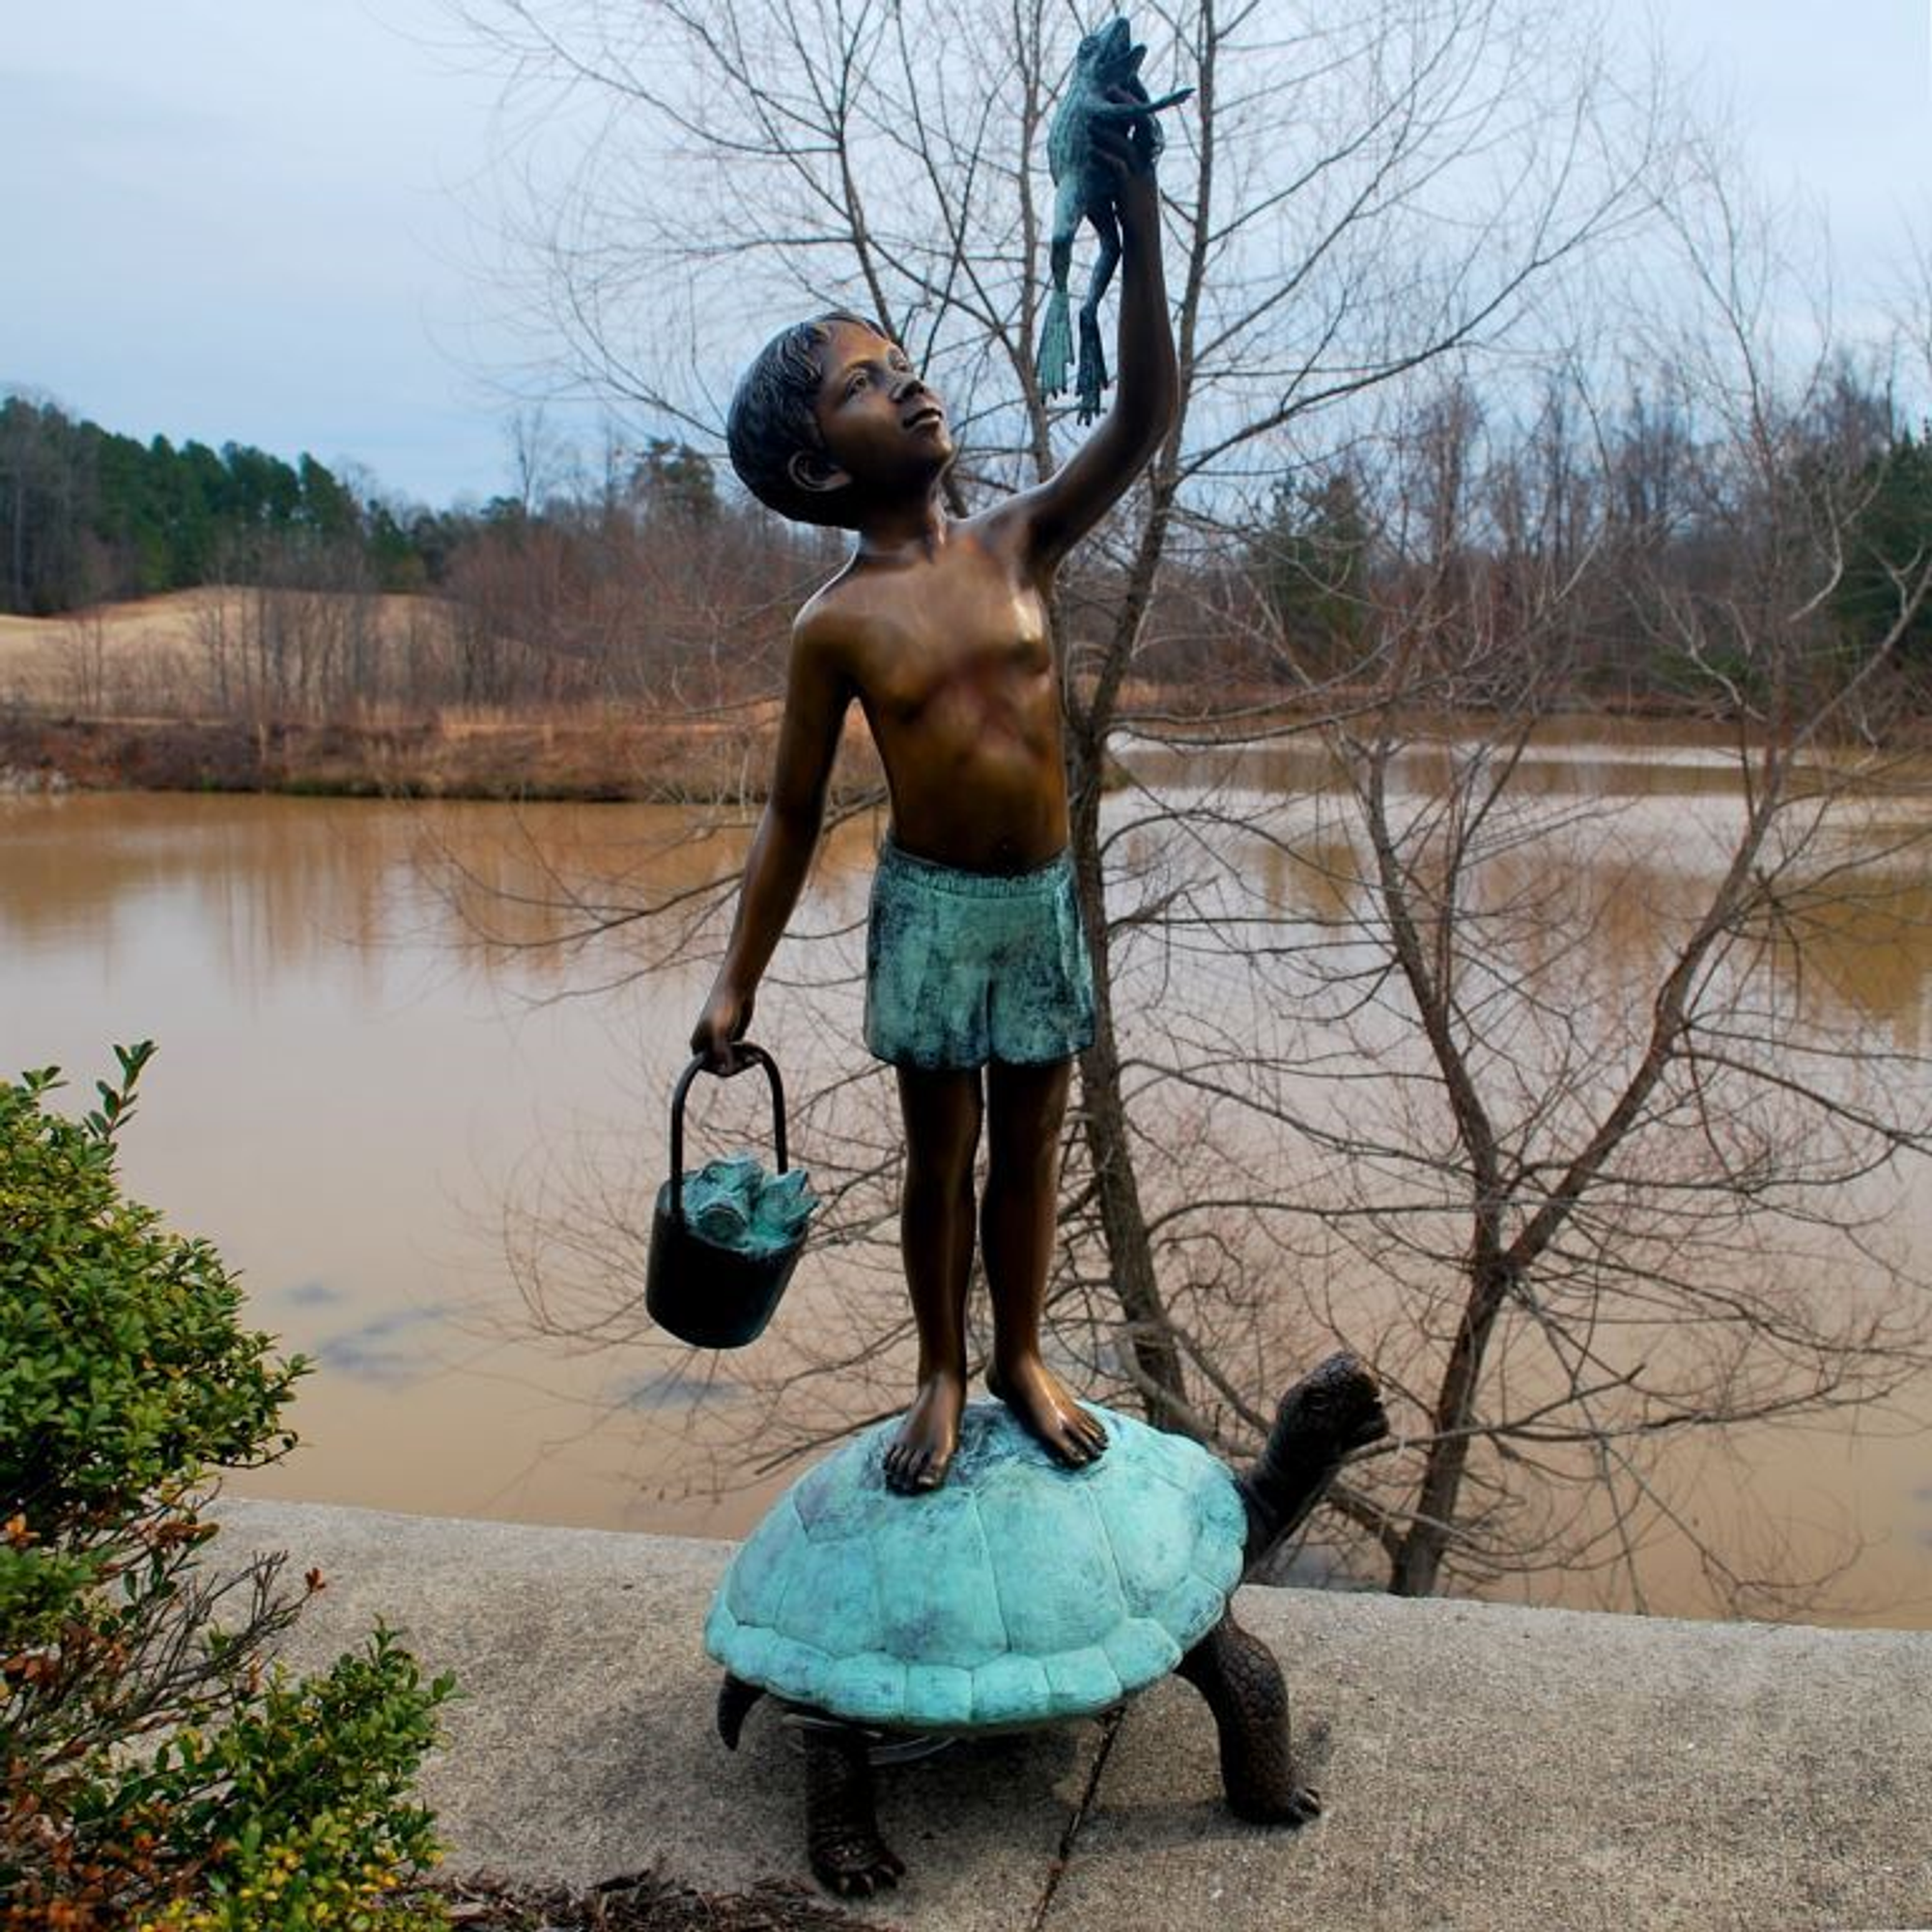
6,2,1927,507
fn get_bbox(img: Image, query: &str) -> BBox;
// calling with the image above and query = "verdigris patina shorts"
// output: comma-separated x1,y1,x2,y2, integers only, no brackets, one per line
864,840,1096,1070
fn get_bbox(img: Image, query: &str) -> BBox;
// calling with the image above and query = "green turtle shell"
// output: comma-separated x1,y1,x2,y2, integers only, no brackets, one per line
703,1400,1245,1730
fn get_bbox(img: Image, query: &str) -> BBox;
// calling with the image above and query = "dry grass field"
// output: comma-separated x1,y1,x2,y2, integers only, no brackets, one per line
0,591,886,801
0,588,215,710
0,588,473,715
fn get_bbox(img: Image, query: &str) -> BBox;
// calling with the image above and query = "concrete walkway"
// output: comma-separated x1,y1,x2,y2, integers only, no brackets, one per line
220,1500,1932,1932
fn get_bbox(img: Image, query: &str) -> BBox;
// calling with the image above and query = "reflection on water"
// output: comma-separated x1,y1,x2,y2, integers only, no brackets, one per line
0,791,787,1539
1116,739,1932,1052
5,745,1932,1623
309,1305,454,1384
615,1367,752,1411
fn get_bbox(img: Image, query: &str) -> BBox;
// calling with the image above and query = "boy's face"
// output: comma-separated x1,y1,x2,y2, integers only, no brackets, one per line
800,321,952,509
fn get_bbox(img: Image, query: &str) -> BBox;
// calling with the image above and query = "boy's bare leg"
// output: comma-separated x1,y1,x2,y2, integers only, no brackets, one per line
981,1058,1107,1465
886,1065,980,1492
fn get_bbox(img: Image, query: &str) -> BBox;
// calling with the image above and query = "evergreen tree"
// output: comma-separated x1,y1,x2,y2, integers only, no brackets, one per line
0,391,455,611
1838,429,1932,662
1250,469,1373,677
629,438,719,524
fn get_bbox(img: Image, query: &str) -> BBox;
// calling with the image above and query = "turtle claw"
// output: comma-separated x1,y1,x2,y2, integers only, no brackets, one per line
816,1837,905,1897
1230,1783,1321,1827
1269,1784,1321,1827
804,1727,903,1898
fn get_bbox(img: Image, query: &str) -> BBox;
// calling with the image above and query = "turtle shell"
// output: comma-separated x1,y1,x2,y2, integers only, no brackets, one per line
704,1400,1246,1730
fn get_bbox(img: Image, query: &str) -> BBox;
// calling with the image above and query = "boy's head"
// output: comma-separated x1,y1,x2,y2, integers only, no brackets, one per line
727,312,950,527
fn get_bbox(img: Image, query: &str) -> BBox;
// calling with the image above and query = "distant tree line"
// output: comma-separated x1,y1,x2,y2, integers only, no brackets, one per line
0,392,751,619
7,381,1927,725
0,389,843,720
0,393,420,613
1138,370,1932,712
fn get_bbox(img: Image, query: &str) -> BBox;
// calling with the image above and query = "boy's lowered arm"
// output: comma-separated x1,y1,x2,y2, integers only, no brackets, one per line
1019,156,1179,573
691,624,850,1068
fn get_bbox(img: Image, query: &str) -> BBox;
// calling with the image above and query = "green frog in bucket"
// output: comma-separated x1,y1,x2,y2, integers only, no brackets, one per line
689,17,1179,1494
648,1043,817,1350
682,1154,816,1257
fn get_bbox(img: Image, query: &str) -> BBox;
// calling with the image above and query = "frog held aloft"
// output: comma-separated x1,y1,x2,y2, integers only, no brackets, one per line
1037,15,1192,422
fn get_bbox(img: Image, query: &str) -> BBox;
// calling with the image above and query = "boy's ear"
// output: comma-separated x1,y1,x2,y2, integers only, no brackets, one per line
787,449,851,499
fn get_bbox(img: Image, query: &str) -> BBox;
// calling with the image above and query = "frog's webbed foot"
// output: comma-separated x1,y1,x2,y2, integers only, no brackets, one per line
1038,292,1075,399
1037,217,1080,398
1075,312,1108,423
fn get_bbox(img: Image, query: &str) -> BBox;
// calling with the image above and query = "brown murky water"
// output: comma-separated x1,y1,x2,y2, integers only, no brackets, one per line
5,740,1930,1624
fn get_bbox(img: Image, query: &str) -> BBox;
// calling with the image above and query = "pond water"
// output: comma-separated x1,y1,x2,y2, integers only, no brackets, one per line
5,739,1931,1625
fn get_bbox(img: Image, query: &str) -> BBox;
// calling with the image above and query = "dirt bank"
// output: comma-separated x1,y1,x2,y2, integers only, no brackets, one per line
0,709,893,805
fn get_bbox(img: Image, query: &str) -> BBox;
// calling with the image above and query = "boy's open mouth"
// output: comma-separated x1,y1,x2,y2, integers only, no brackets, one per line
903,404,946,431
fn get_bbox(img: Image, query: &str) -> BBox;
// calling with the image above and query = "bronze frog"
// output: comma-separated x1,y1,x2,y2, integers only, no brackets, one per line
1037,16,1191,422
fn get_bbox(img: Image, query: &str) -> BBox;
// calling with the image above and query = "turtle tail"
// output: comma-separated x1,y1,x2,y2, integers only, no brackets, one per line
717,1672,766,1749
1037,287,1073,399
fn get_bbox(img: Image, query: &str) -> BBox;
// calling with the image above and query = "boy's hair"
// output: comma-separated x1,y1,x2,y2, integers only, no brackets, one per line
726,310,887,527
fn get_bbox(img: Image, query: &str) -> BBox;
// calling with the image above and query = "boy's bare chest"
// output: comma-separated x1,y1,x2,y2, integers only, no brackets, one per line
845,548,1052,718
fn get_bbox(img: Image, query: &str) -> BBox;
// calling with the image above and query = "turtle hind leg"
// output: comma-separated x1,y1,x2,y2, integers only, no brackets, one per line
717,1672,765,1749
1176,1609,1321,1825
803,1726,905,1897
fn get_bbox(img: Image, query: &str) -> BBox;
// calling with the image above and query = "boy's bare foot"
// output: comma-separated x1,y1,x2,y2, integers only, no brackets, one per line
883,1373,965,1493
986,1356,1108,1466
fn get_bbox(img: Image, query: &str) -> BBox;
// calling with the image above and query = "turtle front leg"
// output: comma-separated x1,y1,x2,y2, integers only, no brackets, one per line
802,1725,906,1897
1176,1608,1320,1825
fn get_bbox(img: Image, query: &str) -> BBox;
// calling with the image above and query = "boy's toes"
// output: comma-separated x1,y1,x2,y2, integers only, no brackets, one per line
989,1362,1112,1466
1036,1405,1104,1467
1051,1402,1108,1463
883,1435,952,1493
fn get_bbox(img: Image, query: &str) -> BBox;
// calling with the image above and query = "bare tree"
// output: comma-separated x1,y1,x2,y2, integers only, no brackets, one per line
459,0,1932,1610
1098,166,1932,1605
60,604,111,714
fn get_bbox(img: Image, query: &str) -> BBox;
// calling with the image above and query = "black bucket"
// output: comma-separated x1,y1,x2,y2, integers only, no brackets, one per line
645,1045,805,1350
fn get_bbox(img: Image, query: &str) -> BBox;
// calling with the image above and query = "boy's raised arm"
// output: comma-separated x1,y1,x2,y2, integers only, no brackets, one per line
690,620,850,1068
1017,138,1179,574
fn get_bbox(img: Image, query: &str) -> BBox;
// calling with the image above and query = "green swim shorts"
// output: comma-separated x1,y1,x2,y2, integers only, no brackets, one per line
864,840,1096,1071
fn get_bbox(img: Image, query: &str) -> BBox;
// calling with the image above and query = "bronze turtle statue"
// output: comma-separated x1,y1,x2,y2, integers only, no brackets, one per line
707,1352,1387,1894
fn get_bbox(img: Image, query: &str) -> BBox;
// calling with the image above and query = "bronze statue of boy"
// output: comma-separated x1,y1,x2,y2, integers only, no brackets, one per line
692,103,1176,1494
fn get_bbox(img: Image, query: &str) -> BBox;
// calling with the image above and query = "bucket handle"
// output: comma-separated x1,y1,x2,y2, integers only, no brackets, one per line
666,1045,789,1229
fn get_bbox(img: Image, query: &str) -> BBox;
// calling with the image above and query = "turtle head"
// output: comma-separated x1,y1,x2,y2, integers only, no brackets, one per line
1235,1352,1388,1575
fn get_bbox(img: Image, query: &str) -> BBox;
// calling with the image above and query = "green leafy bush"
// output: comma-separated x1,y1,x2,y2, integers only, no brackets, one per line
0,1045,454,1930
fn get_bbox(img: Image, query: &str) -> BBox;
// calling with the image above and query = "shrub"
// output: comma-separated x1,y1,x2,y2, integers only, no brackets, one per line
1,1044,454,1929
